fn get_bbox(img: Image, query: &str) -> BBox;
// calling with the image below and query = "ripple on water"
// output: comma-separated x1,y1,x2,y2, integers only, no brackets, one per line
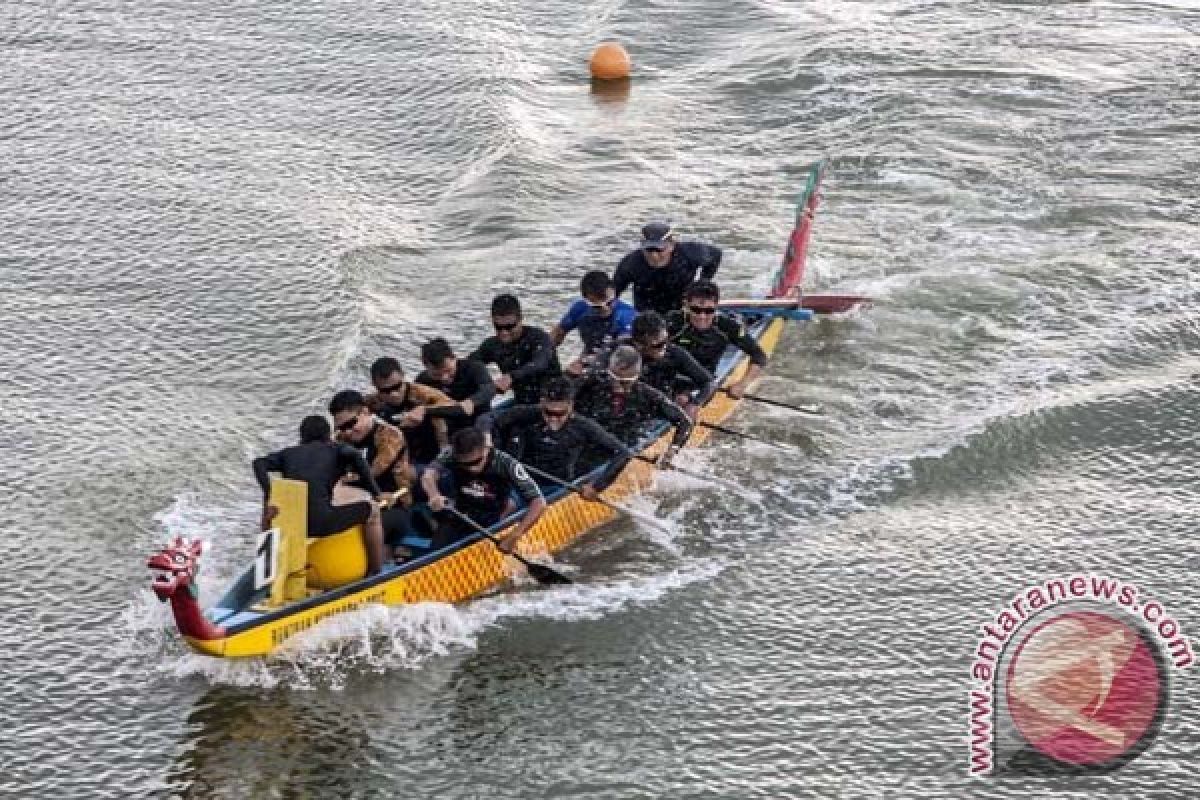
5,0,1200,796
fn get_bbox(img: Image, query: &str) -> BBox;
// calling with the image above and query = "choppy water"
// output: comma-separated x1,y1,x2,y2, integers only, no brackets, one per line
3,1,1199,797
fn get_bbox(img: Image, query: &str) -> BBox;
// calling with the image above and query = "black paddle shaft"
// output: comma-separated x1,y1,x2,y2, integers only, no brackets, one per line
697,420,794,451
721,388,821,416
444,507,571,585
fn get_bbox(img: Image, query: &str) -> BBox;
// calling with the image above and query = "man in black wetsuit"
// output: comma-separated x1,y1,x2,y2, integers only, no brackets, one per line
420,428,547,552
252,415,386,575
416,338,497,435
574,345,693,466
469,293,561,405
477,376,632,501
626,311,714,419
666,280,769,399
365,357,452,465
612,220,722,314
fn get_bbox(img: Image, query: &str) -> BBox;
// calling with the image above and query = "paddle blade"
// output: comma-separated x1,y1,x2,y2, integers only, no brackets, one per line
524,561,572,585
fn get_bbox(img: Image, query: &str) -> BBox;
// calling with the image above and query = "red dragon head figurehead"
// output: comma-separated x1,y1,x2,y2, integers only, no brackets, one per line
148,537,206,602
147,536,225,643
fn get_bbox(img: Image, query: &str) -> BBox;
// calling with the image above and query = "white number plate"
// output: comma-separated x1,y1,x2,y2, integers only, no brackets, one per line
253,528,280,590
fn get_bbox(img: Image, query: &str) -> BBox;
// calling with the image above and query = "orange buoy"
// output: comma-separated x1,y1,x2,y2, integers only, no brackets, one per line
589,42,631,81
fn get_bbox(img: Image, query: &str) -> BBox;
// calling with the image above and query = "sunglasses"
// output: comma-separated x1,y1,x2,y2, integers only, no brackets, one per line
493,321,519,331
377,381,405,394
336,415,361,432
687,305,717,316
542,408,569,419
608,370,638,385
455,453,487,468
643,338,669,351
587,300,613,311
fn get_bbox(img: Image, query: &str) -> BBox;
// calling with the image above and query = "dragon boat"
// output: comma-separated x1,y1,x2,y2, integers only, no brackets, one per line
149,162,833,658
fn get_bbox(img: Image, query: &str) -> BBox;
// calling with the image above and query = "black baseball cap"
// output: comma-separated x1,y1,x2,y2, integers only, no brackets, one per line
640,221,673,251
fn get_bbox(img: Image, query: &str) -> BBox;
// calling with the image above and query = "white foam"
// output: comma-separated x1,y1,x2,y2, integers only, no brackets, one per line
152,492,257,607
614,493,683,556
141,559,726,690
125,461,743,690
664,449,766,502
463,559,726,626
120,587,176,635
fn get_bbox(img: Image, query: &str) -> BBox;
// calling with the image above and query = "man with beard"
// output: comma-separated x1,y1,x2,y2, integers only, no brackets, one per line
329,389,419,563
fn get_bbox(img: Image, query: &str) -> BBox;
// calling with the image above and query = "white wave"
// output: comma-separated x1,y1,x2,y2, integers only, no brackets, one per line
152,491,257,607
167,652,286,690
144,559,726,690
120,587,176,635
469,559,725,624
614,493,683,556
666,449,766,503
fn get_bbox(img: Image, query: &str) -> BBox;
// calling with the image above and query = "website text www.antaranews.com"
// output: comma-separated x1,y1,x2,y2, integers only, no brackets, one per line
967,573,1194,775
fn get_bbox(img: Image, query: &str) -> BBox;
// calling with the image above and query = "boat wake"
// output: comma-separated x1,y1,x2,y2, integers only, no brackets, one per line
127,558,726,690
122,488,726,689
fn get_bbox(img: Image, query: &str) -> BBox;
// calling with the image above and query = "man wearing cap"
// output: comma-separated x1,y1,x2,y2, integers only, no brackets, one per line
612,220,722,315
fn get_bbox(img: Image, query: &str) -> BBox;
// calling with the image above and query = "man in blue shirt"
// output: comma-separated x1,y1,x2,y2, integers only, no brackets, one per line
551,270,636,376
613,220,722,314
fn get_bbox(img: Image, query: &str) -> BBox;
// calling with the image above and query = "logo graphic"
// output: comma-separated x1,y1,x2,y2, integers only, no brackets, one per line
1004,609,1167,769
967,574,1193,777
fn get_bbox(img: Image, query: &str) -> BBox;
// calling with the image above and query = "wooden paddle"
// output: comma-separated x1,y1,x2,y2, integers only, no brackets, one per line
445,507,572,585
516,461,675,536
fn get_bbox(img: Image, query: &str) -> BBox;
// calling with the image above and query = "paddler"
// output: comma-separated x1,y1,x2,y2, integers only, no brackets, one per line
416,338,497,435
477,376,632,501
329,389,418,563
252,415,386,576
666,280,768,399
612,220,722,314
627,311,714,419
420,428,547,551
365,357,452,465
550,270,637,376
574,345,692,466
468,293,562,405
